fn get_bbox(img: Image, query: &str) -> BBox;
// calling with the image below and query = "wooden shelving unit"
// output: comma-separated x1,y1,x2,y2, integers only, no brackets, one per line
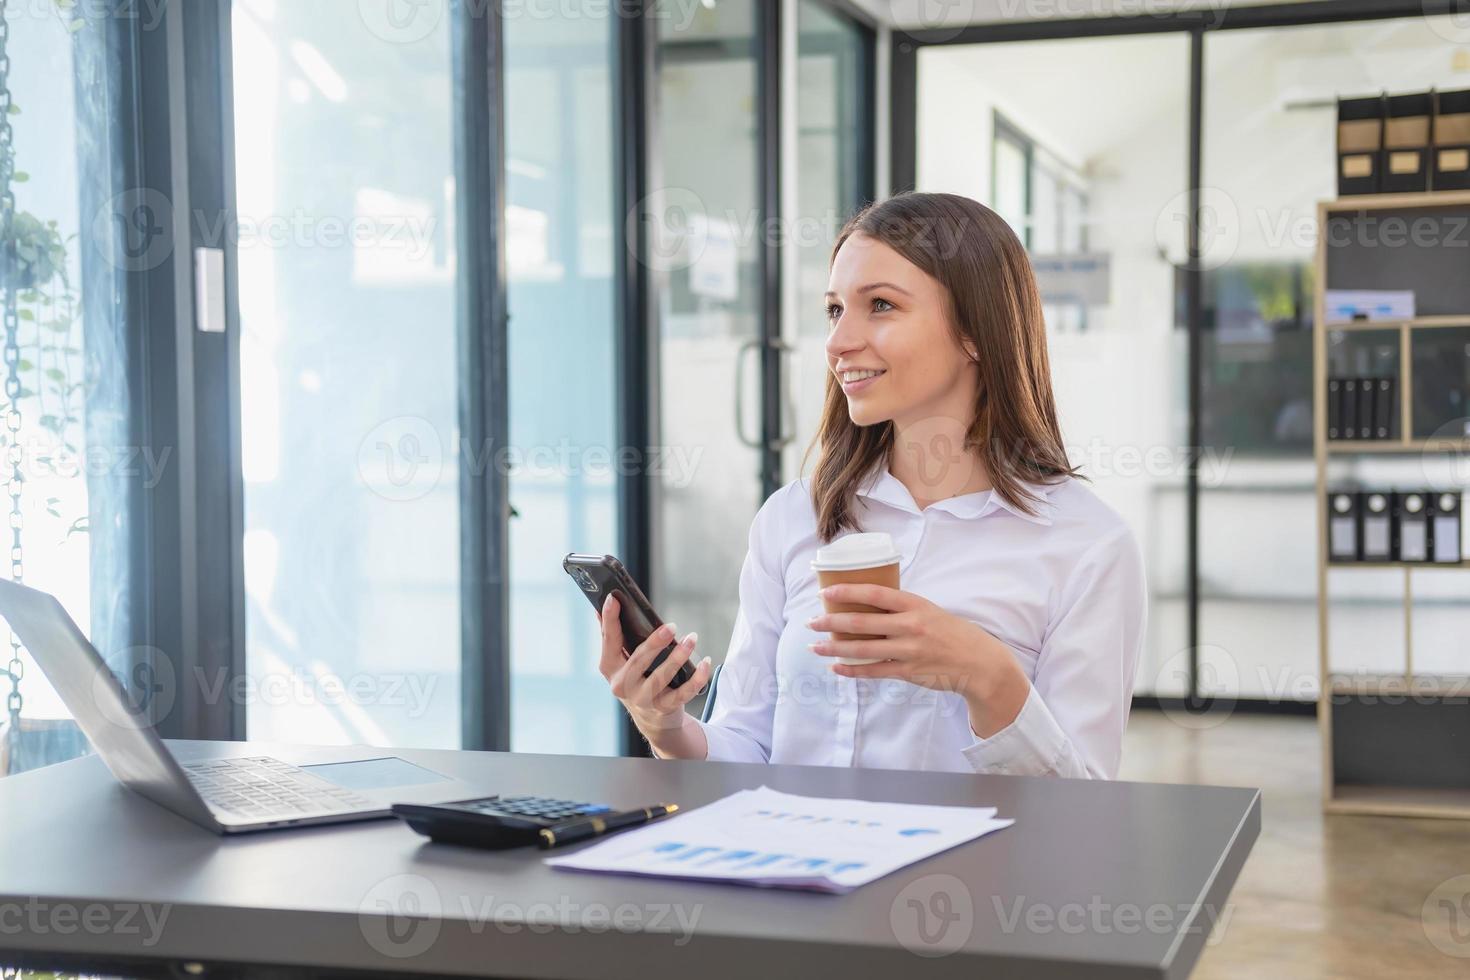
1314,191,1470,820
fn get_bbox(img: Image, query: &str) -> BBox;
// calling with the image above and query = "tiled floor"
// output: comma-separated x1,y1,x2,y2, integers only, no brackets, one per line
1120,708,1470,978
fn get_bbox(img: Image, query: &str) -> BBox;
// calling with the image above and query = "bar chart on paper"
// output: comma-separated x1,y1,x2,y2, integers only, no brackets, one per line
544,786,1014,893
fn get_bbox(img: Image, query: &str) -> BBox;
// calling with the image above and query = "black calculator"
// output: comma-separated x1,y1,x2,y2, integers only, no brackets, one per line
391,795,614,850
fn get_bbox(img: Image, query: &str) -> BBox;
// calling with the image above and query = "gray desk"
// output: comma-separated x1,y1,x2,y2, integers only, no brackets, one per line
0,740,1259,979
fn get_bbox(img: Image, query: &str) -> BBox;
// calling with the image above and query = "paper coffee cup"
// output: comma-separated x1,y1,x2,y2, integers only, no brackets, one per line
810,532,901,666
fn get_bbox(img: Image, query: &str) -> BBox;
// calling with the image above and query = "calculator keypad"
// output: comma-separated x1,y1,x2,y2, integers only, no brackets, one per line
456,795,612,824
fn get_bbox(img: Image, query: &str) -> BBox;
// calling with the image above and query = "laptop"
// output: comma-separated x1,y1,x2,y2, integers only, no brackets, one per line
0,579,488,834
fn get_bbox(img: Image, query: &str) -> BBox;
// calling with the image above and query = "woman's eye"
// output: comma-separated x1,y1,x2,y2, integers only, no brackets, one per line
825,304,842,321
872,297,893,313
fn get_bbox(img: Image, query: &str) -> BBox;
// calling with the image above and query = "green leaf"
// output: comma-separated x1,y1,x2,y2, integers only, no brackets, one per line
67,18,85,33
12,172,28,183
17,309,33,321
5,104,18,116
16,360,32,372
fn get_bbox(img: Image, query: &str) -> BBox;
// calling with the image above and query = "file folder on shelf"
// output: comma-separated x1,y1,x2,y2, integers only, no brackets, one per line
1432,492,1461,564
1328,492,1360,561
1360,492,1393,561
1383,92,1432,194
1396,492,1430,562
1337,94,1385,196
1434,89,1470,191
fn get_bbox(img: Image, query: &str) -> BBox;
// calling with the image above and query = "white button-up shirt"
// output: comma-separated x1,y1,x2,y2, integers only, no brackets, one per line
696,466,1146,778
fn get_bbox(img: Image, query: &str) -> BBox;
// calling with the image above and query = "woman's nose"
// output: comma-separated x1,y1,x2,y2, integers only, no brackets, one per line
825,313,864,359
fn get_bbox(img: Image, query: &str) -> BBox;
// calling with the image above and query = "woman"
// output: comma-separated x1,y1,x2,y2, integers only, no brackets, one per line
596,192,1146,779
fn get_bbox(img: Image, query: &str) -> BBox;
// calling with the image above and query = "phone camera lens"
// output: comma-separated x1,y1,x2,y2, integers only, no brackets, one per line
576,568,597,592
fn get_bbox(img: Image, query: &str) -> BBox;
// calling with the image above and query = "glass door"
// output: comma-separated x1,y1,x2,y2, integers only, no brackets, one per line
650,3,769,673
232,0,462,747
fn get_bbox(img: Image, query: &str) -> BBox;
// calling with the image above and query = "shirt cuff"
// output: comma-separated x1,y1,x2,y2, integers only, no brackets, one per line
960,684,1069,776
694,717,770,764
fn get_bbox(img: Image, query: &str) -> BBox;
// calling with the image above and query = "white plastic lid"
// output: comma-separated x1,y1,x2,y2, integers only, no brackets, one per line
810,532,901,572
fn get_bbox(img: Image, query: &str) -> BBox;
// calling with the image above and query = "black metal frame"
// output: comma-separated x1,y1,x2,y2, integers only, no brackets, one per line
886,0,1457,712
614,0,659,757
130,0,246,740
453,0,512,751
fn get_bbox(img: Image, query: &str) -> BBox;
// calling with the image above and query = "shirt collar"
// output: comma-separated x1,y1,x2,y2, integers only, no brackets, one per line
854,465,1057,526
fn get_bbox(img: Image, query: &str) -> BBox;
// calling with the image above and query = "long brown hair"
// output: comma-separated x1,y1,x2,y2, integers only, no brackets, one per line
805,192,1077,541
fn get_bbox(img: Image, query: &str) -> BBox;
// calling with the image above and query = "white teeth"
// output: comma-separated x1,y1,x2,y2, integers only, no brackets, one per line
841,369,885,383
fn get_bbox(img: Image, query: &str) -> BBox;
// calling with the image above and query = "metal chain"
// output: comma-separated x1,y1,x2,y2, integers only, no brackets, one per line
0,0,25,727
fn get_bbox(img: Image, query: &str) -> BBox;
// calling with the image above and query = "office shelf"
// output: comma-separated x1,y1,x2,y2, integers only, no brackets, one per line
1326,672,1470,697
1327,785,1470,821
1327,560,1470,569
1314,194,1470,821
1324,316,1470,332
1325,436,1470,454
1323,189,1470,212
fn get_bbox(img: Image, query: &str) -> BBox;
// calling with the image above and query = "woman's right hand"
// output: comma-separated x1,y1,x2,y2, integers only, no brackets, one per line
596,593,713,742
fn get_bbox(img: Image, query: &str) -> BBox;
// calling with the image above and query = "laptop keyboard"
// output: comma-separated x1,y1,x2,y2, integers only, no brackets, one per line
183,756,375,821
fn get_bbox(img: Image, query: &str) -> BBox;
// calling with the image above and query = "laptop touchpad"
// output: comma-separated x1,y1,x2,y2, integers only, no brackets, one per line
302,757,450,790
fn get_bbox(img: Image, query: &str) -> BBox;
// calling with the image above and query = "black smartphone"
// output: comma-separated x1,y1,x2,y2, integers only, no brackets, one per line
563,553,701,691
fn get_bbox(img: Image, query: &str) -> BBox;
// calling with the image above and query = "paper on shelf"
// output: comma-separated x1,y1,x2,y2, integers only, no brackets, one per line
544,785,1014,894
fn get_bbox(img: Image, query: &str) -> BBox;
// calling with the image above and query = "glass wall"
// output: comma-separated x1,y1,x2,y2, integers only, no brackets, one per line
504,5,621,754
916,35,1192,696
651,2,766,675
233,0,461,747
0,8,135,774
786,0,873,482
1201,15,1470,699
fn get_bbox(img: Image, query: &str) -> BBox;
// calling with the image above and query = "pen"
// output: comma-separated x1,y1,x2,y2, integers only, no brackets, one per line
538,803,679,849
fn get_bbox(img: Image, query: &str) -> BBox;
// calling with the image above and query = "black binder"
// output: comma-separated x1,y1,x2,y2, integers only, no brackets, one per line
1395,491,1430,562
1373,377,1395,440
1327,378,1342,440
1328,492,1360,562
1337,94,1385,196
1356,377,1376,440
1343,379,1359,439
1360,491,1393,561
1383,92,1432,194
1431,492,1461,564
1433,89,1470,191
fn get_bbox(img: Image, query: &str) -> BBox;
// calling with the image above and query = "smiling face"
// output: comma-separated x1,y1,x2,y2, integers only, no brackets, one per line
823,232,979,430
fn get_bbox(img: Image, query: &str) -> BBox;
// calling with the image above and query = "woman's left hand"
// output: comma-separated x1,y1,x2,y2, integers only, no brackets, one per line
806,584,1031,737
